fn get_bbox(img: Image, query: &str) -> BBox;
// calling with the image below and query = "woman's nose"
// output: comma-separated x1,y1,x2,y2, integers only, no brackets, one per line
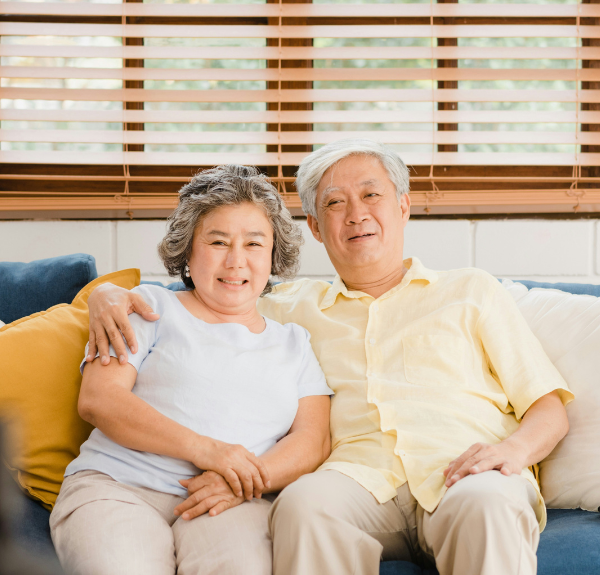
225,247,246,268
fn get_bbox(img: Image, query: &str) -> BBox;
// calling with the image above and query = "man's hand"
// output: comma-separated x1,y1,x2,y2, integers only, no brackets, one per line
174,471,245,520
87,282,159,365
443,439,528,488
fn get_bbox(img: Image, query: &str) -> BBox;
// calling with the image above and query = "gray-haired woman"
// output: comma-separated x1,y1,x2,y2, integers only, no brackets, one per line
50,165,333,575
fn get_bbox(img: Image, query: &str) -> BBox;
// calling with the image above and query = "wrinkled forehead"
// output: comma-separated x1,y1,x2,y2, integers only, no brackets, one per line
319,178,381,203
317,154,388,190
193,202,274,237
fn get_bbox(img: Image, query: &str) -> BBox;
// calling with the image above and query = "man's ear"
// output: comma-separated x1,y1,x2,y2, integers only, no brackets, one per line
400,193,411,223
306,214,323,244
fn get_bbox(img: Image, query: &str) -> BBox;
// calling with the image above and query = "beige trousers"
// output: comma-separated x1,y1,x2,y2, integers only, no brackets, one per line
50,470,274,575
268,469,540,575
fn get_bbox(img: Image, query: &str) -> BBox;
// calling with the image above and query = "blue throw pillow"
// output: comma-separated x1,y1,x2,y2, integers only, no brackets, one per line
0,254,98,324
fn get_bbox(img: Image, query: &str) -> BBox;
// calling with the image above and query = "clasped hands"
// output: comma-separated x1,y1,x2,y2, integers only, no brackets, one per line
176,439,271,520
443,439,528,488
174,471,249,520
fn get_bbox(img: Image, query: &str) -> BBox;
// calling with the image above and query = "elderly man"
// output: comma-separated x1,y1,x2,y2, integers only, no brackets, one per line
87,139,572,575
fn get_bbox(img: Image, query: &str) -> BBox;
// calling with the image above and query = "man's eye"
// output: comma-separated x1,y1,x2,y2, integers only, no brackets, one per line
248,242,262,247
212,241,227,245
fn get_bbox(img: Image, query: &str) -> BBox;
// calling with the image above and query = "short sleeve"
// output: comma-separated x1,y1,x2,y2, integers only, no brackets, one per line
295,327,334,400
477,277,573,420
80,284,163,374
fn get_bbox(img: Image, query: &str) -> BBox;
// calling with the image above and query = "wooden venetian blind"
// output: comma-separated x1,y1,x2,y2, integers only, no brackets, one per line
2,1,600,216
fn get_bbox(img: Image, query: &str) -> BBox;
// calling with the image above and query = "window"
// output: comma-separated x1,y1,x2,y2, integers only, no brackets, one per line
1,0,599,217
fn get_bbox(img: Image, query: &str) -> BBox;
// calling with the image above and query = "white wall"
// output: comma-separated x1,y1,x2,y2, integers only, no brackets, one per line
1,218,599,285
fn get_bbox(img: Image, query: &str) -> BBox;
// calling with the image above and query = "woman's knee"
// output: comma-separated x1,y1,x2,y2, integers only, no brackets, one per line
52,500,175,575
174,498,272,575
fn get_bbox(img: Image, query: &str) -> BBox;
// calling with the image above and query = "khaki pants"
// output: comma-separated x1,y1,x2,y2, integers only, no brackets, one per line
268,469,540,575
50,470,274,575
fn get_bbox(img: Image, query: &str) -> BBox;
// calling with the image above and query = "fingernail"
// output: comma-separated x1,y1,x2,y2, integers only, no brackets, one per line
173,510,180,516
102,356,108,364
86,355,92,362
266,481,271,488
182,513,189,520
452,474,459,482
131,347,137,354
471,466,479,473
119,355,126,364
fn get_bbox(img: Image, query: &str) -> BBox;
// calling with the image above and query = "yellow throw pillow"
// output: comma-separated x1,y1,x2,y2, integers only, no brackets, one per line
0,269,140,510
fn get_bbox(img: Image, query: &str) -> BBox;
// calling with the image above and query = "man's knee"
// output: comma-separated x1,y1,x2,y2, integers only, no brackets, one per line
434,472,537,526
269,473,325,529
270,470,363,531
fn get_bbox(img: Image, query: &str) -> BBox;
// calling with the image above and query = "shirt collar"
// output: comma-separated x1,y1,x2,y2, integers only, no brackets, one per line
319,257,439,311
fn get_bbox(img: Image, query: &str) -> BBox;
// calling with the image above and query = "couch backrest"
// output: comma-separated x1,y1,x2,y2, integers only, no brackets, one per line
0,254,98,324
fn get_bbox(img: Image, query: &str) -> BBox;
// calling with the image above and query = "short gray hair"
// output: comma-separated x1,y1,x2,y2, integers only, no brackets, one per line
158,164,303,295
295,139,410,218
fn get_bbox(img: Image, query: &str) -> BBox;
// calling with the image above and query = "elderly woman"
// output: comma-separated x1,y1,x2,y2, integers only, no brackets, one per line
50,165,333,575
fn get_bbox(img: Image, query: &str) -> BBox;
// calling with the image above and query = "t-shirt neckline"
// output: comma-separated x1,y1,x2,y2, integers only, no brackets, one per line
166,288,270,337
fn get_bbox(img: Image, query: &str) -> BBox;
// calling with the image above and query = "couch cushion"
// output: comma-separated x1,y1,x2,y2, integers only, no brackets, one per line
0,254,98,324
9,486,59,564
538,509,600,575
515,280,600,298
0,269,140,510
503,280,600,511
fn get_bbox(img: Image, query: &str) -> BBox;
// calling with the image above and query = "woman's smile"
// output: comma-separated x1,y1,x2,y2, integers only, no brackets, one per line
218,277,249,287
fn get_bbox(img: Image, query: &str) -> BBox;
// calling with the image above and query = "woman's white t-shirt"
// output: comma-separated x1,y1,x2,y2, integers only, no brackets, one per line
66,284,332,497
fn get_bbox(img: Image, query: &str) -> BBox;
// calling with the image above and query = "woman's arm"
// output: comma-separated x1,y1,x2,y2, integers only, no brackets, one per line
79,358,270,499
175,395,331,519
259,395,331,492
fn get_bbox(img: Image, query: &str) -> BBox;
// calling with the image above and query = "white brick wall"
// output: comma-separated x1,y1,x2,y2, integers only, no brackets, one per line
404,219,472,271
475,220,593,278
2,218,600,285
0,221,115,276
116,221,168,279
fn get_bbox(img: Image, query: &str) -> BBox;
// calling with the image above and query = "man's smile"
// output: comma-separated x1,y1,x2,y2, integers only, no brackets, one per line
348,232,376,241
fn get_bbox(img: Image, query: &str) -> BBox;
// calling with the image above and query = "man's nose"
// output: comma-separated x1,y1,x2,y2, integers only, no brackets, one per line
346,201,370,225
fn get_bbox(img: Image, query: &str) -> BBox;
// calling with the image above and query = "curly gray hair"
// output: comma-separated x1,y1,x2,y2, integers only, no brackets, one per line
295,139,410,218
158,164,303,296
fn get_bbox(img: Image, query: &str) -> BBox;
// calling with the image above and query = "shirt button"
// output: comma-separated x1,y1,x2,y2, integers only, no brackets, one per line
369,338,376,345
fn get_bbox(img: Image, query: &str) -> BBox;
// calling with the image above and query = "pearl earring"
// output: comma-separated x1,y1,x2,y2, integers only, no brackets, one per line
184,264,191,278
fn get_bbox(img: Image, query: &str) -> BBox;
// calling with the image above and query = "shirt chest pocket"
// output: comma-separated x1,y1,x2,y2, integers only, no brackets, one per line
402,335,467,387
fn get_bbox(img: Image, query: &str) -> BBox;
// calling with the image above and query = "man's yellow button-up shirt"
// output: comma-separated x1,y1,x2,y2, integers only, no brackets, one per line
258,258,573,530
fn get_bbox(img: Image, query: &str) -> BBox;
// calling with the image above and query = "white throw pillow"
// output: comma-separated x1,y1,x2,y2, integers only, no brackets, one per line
502,279,600,511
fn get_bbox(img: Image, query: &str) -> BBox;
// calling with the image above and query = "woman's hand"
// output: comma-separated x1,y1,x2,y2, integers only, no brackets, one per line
194,437,270,501
443,439,528,488
87,282,159,365
174,471,245,520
